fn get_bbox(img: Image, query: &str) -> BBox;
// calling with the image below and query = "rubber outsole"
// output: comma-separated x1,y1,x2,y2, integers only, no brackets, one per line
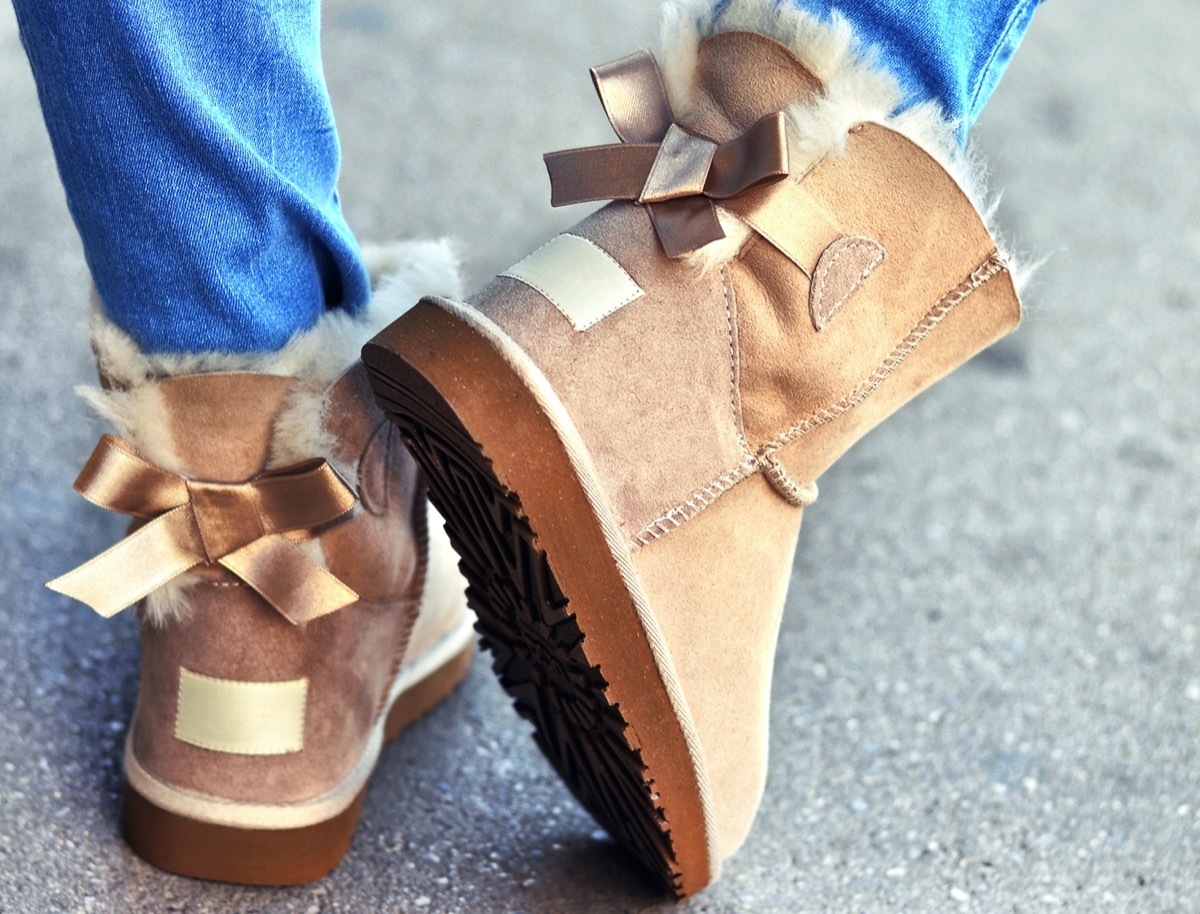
362,301,713,897
122,639,474,885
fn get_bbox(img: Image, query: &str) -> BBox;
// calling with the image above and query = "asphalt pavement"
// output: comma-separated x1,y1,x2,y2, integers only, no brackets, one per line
1,1,1197,911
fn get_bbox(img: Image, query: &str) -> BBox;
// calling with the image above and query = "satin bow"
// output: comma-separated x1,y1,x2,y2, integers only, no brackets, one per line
47,434,360,625
544,50,843,270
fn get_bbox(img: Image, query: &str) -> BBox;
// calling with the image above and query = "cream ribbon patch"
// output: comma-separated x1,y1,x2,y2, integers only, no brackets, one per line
501,234,644,332
175,667,308,756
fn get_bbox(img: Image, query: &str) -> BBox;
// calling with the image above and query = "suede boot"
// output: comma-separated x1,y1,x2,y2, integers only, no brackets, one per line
362,3,1022,897
49,242,474,884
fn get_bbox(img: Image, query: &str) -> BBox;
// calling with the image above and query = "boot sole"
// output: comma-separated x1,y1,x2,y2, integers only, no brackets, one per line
122,621,474,885
362,299,716,897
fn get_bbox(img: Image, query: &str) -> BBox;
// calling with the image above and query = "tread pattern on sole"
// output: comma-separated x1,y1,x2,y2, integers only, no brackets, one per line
368,366,682,894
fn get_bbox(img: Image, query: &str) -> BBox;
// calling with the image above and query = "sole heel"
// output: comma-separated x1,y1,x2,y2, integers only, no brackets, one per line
123,640,473,885
122,784,367,886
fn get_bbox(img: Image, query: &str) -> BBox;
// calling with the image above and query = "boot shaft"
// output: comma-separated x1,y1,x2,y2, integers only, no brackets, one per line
676,32,1020,485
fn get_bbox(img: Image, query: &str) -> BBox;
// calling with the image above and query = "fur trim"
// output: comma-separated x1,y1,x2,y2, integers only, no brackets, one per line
80,238,462,624
90,238,461,391
682,209,755,274
85,238,461,467
142,576,193,624
661,0,1006,268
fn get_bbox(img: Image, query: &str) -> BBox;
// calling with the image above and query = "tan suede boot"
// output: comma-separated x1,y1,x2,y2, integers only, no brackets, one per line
48,242,474,884
363,3,1022,897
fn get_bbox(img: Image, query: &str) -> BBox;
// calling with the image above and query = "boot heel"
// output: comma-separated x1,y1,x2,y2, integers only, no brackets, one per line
122,784,367,886
122,636,473,885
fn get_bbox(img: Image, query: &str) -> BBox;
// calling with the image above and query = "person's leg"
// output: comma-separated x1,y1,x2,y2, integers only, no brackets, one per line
21,0,472,885
779,0,1043,138
11,0,369,353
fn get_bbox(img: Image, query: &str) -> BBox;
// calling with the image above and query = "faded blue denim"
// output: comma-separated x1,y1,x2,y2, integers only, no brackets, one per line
774,0,1045,136
13,1,1040,355
12,0,369,355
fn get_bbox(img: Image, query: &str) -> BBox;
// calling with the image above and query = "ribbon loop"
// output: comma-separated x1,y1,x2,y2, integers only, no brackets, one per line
252,458,358,533
73,434,189,517
545,144,660,207
590,50,674,144
47,435,360,624
648,196,728,259
544,51,796,258
706,112,791,199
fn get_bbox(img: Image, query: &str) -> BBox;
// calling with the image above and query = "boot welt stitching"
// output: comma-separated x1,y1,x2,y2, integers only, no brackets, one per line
630,265,757,547
632,456,758,546
759,454,819,508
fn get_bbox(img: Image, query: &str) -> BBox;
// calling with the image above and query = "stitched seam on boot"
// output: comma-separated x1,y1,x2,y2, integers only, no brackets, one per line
763,252,1007,456
632,457,759,546
809,237,887,331
630,253,1006,547
722,265,754,458
760,454,819,507
630,265,751,545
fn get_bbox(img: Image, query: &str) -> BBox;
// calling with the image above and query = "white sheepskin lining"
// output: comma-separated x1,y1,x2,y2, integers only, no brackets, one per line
80,238,462,623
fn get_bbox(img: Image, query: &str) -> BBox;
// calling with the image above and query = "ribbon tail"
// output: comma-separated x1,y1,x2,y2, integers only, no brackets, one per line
722,179,844,275
46,507,202,618
647,197,726,258
222,536,358,626
545,144,660,207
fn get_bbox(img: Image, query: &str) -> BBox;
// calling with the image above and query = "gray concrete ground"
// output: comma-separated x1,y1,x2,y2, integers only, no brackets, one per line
1,1,1197,911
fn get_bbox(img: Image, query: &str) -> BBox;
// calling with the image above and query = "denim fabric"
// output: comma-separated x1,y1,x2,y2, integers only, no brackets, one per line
12,0,370,354
784,0,1044,138
15,1,1038,355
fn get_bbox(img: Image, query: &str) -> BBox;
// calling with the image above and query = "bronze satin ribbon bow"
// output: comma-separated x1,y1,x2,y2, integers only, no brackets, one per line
47,434,360,625
544,50,841,266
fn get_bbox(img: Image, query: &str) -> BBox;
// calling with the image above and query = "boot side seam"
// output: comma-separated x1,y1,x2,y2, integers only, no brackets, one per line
630,252,1007,547
631,456,759,547
759,251,1008,457
628,263,754,548
721,264,754,458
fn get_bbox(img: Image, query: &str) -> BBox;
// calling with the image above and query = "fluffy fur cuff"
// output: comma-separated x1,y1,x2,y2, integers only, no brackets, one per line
83,238,462,474
89,238,461,398
660,0,1009,272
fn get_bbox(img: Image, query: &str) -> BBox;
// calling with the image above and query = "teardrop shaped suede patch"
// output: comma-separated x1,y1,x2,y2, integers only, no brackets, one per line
809,235,887,332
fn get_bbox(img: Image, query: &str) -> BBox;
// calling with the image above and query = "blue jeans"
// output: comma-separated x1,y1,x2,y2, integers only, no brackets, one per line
777,0,1044,139
12,0,370,355
13,0,1040,356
